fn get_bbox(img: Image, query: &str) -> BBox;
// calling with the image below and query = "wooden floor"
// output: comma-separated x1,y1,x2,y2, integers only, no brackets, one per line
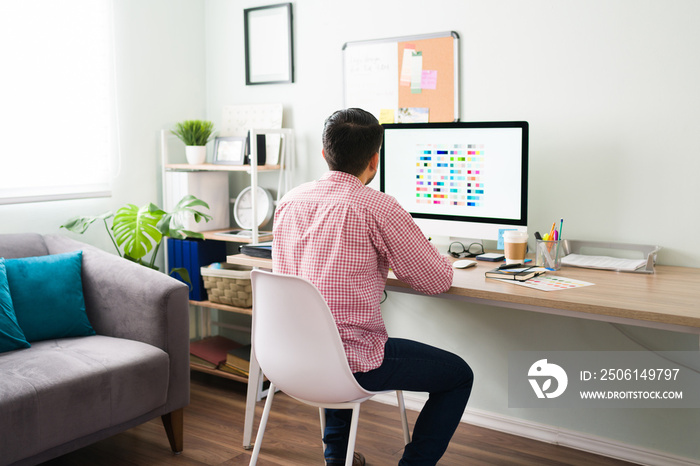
45,371,636,466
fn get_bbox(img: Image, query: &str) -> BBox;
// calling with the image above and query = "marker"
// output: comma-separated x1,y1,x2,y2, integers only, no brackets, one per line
555,218,564,264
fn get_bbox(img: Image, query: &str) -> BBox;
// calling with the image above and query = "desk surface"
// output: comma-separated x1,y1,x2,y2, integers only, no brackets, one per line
228,254,700,332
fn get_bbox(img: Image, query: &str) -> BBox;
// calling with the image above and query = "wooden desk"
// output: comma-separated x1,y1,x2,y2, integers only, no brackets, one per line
228,253,700,448
387,260,700,335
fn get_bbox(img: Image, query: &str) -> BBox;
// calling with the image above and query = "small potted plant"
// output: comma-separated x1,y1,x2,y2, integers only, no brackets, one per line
171,120,215,165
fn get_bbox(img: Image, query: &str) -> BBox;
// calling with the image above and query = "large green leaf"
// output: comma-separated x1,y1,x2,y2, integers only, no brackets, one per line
60,212,114,234
158,194,212,239
112,204,164,261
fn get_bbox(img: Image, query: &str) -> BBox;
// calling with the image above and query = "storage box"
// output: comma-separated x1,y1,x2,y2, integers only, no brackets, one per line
201,263,253,308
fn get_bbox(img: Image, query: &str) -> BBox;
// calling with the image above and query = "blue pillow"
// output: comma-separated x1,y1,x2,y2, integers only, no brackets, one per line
0,259,30,353
4,250,95,342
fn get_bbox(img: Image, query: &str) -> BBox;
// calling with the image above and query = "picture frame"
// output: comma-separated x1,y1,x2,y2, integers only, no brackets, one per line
244,3,294,85
213,136,246,165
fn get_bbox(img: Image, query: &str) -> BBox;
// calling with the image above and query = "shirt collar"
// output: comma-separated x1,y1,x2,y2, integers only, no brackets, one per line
320,170,364,187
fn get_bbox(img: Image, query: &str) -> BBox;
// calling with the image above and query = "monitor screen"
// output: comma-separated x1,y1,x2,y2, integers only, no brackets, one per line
379,121,528,242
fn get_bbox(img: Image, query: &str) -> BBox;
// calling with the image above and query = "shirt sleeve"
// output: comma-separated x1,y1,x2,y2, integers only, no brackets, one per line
373,203,453,295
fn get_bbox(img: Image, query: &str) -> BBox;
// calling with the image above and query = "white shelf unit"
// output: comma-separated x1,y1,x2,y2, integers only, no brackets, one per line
159,127,294,388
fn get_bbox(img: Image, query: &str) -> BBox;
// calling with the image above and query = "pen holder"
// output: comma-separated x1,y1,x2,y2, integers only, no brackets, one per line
536,240,562,271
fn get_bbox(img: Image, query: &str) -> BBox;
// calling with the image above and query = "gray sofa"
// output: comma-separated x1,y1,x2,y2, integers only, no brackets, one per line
0,233,190,466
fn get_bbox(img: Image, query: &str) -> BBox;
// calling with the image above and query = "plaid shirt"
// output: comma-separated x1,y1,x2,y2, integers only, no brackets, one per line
272,171,453,372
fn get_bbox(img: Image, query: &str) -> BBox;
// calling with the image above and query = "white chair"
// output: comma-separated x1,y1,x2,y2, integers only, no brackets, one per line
249,270,410,466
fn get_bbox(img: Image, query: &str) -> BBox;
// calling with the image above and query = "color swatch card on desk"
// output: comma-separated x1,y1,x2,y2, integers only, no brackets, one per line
511,275,595,292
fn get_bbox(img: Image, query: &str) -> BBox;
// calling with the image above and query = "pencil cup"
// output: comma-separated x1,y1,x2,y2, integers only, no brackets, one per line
536,240,562,271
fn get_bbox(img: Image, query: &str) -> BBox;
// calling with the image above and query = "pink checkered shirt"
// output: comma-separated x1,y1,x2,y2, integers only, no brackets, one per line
272,171,453,373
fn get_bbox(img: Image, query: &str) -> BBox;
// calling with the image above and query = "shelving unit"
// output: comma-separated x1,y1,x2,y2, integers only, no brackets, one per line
160,127,293,387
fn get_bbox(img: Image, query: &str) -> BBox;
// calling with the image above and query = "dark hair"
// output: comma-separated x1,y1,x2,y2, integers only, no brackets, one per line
322,108,384,177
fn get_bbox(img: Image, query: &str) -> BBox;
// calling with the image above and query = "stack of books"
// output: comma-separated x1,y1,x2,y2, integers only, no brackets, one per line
219,345,252,377
189,335,243,370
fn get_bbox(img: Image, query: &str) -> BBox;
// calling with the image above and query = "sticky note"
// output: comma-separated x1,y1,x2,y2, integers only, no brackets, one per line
410,51,423,94
400,46,415,86
421,70,437,90
379,109,395,124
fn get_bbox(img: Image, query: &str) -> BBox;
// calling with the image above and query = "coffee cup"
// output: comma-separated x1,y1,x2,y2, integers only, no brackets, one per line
503,230,528,265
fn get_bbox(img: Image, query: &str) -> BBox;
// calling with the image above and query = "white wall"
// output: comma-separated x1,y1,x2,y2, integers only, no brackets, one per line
205,0,700,461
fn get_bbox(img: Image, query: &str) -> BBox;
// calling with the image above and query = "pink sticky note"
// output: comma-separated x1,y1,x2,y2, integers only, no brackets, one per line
422,70,437,90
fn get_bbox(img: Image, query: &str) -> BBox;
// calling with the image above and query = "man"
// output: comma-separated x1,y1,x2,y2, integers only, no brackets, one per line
273,108,474,466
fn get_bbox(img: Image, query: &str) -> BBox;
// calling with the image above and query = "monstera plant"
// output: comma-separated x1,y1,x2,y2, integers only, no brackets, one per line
61,195,212,282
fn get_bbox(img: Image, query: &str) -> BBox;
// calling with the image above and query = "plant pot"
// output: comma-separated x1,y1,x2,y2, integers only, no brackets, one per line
185,146,206,165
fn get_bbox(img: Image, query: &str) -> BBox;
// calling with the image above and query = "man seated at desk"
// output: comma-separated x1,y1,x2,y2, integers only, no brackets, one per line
272,108,474,466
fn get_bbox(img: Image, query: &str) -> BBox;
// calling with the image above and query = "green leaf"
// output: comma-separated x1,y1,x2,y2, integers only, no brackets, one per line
159,194,212,239
170,267,193,288
112,204,164,261
60,212,113,234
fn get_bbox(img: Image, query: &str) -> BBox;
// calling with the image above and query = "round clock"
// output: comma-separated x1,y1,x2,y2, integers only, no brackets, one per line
233,186,274,230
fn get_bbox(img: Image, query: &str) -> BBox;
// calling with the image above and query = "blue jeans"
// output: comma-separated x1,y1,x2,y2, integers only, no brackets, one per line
323,338,474,465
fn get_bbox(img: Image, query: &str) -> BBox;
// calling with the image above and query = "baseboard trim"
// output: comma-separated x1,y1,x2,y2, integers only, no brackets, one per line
372,393,698,466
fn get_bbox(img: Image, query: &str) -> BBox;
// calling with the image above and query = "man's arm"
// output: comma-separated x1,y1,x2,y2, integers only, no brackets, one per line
374,205,453,295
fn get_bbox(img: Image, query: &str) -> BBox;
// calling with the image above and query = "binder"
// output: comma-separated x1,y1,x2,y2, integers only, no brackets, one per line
167,238,227,300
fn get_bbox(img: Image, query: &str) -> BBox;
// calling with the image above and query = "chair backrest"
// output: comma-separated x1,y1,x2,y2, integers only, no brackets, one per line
251,270,372,404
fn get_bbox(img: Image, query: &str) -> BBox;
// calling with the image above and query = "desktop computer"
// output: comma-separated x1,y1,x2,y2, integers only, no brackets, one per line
379,121,529,245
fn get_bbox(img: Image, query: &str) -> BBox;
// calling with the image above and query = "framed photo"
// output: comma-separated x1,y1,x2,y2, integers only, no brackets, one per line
213,136,246,165
244,3,294,85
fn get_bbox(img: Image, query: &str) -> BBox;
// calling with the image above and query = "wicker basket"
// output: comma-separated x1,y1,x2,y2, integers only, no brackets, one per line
201,263,253,308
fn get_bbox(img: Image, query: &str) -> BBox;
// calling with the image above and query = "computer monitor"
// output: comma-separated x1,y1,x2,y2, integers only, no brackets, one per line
379,121,528,242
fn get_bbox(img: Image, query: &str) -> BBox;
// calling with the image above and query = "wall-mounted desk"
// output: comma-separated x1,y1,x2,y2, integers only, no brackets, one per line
227,253,700,449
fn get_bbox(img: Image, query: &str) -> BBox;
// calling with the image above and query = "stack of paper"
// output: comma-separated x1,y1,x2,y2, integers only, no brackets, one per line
561,254,647,272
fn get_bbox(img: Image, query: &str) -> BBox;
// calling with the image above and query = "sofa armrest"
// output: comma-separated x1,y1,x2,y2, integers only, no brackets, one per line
45,234,190,411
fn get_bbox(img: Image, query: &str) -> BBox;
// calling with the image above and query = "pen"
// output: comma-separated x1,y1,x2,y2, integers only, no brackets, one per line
555,218,564,264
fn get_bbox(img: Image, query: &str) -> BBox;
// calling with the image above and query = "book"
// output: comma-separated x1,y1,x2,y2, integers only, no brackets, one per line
219,363,249,378
189,336,243,368
190,354,217,369
239,242,272,259
484,266,544,282
226,344,252,373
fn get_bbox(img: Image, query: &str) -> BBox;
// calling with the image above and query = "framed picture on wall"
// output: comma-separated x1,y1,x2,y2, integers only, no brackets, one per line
244,3,294,85
213,136,246,165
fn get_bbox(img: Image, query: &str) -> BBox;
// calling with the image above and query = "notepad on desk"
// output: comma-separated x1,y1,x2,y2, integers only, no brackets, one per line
485,266,545,282
561,254,647,272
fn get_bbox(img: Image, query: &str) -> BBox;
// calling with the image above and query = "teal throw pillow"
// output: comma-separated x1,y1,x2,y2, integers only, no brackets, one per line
0,259,31,353
5,250,95,342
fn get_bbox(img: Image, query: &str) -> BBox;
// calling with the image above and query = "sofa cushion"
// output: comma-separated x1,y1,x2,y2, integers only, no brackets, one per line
0,259,30,353
4,250,96,342
0,335,170,464
0,233,49,259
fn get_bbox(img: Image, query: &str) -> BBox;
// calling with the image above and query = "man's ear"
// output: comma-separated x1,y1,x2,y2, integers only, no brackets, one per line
369,152,379,171
322,149,326,160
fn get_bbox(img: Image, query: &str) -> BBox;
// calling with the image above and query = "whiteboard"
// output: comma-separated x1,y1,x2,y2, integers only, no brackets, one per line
343,31,459,123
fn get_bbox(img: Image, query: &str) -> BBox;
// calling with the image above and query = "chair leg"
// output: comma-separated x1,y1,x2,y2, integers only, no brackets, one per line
345,404,362,466
396,390,411,445
319,407,327,455
249,382,277,466
161,408,184,453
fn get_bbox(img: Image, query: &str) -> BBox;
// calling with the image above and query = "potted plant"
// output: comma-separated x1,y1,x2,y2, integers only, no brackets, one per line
61,194,212,284
171,120,215,165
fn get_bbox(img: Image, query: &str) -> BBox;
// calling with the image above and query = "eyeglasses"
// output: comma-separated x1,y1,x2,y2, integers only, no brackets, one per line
447,241,484,258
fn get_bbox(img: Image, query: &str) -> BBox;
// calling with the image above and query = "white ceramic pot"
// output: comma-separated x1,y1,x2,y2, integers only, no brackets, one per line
185,146,206,165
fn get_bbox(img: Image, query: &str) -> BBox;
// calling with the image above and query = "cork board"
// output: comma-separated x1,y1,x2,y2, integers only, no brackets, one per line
343,31,459,123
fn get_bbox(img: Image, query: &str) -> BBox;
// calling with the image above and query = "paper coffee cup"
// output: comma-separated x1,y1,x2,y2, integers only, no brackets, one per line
503,230,528,265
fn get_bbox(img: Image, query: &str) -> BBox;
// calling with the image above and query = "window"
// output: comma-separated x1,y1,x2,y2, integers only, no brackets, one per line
0,0,116,204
